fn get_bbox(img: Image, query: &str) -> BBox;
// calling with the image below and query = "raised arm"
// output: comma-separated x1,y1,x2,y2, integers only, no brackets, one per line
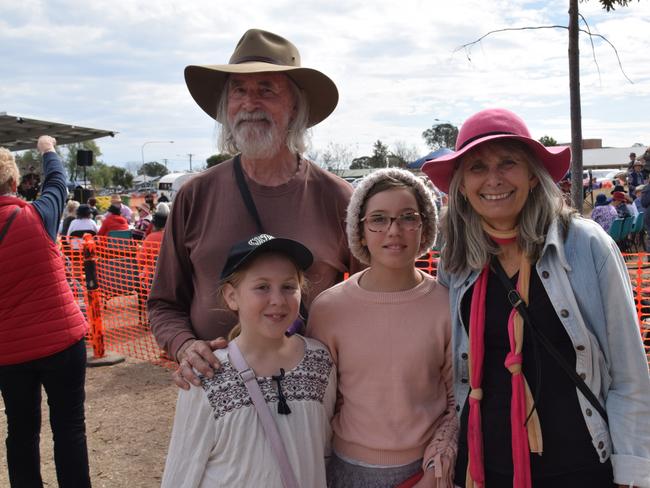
31,136,67,242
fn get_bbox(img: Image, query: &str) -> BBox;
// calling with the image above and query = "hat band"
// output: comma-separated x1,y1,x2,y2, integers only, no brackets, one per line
231,55,295,66
458,130,517,150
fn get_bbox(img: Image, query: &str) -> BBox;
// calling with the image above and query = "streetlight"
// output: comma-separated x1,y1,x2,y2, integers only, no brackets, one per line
141,140,174,166
141,140,174,186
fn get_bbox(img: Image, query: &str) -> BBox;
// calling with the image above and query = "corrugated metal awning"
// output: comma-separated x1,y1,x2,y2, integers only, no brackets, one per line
0,112,116,151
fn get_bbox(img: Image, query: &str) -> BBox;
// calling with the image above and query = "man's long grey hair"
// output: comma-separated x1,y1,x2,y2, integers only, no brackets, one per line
215,76,310,156
439,140,576,274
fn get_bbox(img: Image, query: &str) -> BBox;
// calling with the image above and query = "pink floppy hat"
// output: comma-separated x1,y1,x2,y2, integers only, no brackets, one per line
421,108,571,193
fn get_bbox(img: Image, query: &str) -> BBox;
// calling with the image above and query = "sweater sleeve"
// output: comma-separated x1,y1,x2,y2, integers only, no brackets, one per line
323,362,338,457
148,186,197,359
421,313,458,487
32,151,68,242
161,386,217,488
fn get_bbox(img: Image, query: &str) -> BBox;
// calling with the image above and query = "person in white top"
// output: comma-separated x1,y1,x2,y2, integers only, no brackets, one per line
67,204,98,236
161,234,336,488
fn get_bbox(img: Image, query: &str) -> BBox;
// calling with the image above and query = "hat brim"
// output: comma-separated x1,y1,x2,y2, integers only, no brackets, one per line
221,237,314,279
184,63,339,127
421,134,571,194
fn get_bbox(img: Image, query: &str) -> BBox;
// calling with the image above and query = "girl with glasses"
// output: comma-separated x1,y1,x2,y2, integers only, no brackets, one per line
308,168,457,488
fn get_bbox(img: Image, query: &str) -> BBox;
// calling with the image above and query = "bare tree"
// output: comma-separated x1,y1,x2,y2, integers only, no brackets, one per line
456,0,637,209
316,142,356,174
391,141,420,167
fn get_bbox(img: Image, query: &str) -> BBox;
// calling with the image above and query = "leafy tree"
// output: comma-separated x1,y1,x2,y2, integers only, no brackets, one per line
369,140,389,168
539,135,558,147
111,167,134,188
61,140,103,182
206,153,233,168
86,162,113,188
139,161,169,178
598,0,639,10
422,123,459,150
350,156,372,169
14,149,40,169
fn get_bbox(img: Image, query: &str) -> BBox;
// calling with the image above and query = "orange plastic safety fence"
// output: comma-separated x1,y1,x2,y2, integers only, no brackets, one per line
622,253,650,366
58,238,649,369
60,235,174,368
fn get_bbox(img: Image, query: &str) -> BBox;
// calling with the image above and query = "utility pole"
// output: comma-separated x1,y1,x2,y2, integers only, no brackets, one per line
188,153,194,172
568,0,583,211
162,158,168,168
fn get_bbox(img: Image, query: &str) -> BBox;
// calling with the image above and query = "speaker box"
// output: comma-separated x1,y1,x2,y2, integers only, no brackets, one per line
76,149,94,166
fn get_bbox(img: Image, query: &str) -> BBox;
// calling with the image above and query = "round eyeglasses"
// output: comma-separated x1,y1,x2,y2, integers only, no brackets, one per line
360,212,424,233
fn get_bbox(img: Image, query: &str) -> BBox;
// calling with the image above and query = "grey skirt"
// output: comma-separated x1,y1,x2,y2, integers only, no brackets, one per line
327,453,422,488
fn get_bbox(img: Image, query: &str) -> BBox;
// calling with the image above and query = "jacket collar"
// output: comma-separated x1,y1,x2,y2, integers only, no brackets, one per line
539,218,571,271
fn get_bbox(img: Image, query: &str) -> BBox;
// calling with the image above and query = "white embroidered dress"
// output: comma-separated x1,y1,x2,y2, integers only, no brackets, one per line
162,336,336,488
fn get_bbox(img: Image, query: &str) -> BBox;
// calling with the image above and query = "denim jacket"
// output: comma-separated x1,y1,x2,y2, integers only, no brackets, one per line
438,217,650,487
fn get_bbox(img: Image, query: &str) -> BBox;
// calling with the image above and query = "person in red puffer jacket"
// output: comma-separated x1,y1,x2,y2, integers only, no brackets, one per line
0,136,91,487
97,203,129,236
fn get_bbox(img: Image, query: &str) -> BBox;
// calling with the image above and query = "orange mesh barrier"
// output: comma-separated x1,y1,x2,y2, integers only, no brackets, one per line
58,238,649,368
623,253,650,365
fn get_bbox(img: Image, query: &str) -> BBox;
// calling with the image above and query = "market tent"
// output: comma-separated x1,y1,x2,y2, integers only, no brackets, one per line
0,112,116,151
407,147,453,169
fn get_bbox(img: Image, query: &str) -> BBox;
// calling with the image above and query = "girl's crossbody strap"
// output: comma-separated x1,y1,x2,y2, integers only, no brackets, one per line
227,342,299,488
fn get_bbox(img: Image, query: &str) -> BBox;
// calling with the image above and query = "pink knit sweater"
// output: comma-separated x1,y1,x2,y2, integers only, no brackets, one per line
307,269,458,480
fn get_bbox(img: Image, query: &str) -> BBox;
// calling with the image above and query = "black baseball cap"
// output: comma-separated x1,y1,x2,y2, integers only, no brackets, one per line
220,234,313,279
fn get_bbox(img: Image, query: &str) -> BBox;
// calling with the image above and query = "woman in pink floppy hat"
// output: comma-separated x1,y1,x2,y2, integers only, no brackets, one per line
422,108,650,488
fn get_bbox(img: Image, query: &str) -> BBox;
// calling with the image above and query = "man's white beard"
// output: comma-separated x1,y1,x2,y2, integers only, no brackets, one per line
231,110,286,159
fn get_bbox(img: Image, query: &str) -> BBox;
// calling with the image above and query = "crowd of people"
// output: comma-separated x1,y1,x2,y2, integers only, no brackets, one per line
589,157,650,248
1,28,649,488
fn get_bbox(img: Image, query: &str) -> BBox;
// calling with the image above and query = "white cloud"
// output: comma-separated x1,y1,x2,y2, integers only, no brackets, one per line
1,0,648,166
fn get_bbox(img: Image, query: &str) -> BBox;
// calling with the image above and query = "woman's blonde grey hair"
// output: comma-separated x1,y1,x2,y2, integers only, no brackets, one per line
0,148,19,195
440,139,576,274
216,76,310,156
65,200,80,216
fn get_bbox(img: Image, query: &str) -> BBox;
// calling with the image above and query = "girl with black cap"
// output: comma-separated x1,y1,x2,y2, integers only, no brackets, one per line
161,234,336,488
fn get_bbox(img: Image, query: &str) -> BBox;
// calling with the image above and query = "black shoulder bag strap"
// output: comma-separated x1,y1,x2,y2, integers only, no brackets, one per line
490,257,609,424
233,154,264,233
0,207,21,246
232,155,309,330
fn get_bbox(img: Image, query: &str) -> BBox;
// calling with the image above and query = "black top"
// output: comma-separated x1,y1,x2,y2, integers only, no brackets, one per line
454,267,602,484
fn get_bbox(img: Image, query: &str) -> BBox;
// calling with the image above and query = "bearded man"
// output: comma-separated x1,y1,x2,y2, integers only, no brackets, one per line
149,29,356,388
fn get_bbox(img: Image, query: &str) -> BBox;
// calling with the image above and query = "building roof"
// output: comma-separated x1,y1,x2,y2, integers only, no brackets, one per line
0,112,116,151
583,145,647,168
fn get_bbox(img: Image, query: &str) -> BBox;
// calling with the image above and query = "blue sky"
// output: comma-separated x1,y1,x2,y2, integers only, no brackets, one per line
1,0,648,172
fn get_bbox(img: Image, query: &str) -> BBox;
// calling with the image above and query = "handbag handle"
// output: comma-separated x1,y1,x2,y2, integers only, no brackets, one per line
490,257,609,424
227,342,300,488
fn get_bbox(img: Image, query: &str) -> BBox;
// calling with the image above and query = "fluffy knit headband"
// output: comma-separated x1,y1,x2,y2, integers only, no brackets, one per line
346,168,438,265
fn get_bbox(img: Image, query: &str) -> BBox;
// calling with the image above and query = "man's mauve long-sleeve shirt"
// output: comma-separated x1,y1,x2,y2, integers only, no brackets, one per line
148,158,356,359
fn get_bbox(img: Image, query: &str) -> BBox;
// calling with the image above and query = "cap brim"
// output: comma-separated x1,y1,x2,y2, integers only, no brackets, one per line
422,134,571,194
184,63,338,127
221,237,314,279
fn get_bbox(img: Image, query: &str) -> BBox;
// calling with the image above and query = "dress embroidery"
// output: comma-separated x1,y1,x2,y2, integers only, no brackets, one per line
201,347,333,420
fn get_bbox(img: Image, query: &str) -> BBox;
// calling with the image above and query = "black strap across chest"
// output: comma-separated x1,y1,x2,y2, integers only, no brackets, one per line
490,257,609,424
0,207,20,246
233,154,264,233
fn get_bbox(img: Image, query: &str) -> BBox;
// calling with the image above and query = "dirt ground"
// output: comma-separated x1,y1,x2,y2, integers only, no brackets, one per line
0,354,178,488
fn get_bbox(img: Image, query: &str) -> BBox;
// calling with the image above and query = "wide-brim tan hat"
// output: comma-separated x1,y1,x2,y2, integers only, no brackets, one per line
184,29,339,128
